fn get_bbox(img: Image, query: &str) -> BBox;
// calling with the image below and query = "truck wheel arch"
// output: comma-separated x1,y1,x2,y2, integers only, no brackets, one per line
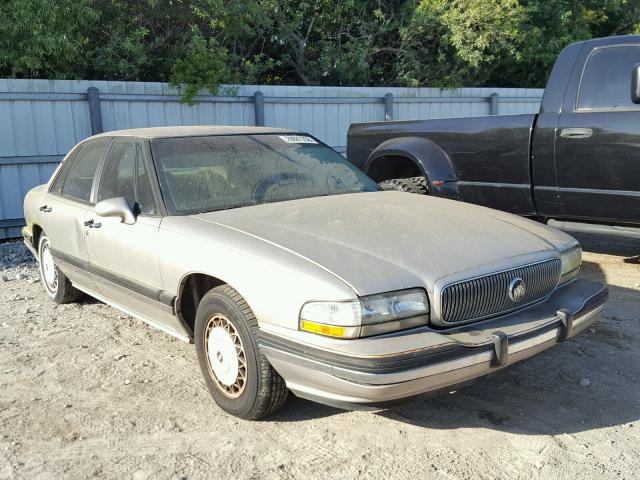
364,137,459,198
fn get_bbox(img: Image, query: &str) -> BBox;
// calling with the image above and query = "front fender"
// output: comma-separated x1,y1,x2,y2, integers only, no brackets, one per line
158,217,359,333
364,137,459,199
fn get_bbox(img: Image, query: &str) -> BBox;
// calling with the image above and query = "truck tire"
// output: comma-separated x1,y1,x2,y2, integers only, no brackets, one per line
38,234,82,304
378,176,429,195
194,285,288,419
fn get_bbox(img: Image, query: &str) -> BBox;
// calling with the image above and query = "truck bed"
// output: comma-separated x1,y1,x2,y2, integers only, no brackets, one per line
347,114,537,214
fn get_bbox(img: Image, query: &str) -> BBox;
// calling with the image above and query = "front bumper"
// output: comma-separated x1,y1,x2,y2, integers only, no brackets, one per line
259,278,608,409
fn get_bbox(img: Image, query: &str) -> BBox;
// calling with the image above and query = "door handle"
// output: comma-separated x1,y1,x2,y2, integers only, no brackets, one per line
560,127,593,139
84,219,102,228
39,205,52,213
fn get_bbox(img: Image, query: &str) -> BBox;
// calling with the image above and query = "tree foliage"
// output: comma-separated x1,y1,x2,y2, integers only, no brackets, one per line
1,0,639,98
399,0,527,87
0,0,98,78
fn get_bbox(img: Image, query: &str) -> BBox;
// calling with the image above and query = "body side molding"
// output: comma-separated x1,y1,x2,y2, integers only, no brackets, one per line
51,248,176,307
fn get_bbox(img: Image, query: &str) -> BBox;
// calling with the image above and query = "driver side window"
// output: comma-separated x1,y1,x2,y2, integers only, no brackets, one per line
577,45,640,110
98,141,136,204
97,141,158,215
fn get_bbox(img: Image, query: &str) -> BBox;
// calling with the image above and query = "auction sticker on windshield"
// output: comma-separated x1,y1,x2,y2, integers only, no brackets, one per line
279,135,318,144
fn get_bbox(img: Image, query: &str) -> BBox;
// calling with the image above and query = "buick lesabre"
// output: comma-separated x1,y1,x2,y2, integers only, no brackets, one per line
22,126,608,419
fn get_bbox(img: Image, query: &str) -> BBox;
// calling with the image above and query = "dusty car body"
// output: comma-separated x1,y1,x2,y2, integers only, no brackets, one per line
22,126,608,419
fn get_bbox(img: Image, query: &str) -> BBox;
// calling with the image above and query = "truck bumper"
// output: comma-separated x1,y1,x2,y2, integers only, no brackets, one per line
259,278,608,409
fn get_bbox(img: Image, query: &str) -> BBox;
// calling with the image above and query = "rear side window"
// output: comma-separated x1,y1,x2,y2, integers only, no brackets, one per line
61,141,110,202
50,149,79,195
577,45,640,110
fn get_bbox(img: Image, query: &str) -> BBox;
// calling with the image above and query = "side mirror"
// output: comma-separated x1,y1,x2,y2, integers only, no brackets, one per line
632,64,640,104
95,197,136,225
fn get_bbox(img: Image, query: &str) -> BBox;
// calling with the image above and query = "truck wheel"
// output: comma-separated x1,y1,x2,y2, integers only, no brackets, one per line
194,285,288,419
38,234,82,304
378,176,429,195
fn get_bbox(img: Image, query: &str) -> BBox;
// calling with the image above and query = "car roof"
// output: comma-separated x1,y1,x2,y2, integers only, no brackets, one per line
92,125,299,139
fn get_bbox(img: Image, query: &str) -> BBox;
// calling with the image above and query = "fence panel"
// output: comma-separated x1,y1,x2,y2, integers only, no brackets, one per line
0,79,543,238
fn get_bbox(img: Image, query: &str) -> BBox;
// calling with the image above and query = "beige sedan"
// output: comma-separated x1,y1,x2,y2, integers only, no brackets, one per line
22,126,607,419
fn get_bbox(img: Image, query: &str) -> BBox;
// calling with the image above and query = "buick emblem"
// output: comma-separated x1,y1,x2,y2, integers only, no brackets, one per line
508,277,526,302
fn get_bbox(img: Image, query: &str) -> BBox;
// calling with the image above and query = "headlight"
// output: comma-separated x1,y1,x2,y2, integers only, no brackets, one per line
299,288,429,338
559,246,582,284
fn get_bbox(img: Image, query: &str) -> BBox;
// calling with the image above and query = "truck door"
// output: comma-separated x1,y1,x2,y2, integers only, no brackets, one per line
555,44,640,224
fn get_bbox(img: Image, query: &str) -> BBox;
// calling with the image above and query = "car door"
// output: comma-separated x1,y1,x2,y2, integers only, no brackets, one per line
37,139,111,289
83,139,185,336
555,44,640,224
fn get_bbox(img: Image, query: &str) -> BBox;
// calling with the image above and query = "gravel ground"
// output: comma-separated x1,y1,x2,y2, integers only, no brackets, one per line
0,233,638,480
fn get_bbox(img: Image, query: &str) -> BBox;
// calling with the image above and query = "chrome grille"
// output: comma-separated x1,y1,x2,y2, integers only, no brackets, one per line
440,259,561,324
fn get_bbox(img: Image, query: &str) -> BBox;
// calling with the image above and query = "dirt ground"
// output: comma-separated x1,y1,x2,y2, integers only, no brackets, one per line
0,232,638,480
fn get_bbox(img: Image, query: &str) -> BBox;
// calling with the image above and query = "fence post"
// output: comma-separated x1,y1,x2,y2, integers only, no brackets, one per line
87,87,103,135
254,91,265,126
489,92,499,115
384,92,393,121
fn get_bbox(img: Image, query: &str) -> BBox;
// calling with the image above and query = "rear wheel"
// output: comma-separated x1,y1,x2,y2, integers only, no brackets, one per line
195,285,288,419
38,234,82,304
378,176,429,194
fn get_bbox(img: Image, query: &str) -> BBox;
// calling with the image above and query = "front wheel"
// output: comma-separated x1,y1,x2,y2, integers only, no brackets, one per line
194,285,288,419
38,234,82,304
378,176,429,195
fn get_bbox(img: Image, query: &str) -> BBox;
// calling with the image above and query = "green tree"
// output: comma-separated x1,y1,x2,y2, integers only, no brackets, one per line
259,0,377,85
169,27,234,103
1,0,640,95
0,0,98,78
398,0,526,87
496,0,640,86
85,0,220,83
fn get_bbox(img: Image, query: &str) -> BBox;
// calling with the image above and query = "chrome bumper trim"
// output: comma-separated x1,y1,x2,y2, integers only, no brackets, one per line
261,279,607,407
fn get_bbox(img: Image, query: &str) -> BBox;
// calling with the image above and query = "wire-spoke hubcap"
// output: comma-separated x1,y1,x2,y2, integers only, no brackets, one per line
40,241,58,294
205,314,247,398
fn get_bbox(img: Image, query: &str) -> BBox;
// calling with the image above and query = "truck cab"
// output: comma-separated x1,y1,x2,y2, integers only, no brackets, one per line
347,36,640,230
534,36,640,225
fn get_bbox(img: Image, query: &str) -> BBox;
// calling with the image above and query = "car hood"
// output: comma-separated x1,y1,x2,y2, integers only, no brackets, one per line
192,192,576,296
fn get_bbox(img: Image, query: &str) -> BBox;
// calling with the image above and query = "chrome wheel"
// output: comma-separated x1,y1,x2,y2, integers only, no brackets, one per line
204,314,247,398
39,239,58,295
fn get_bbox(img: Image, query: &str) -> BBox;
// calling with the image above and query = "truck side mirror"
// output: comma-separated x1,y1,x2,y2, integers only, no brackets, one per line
632,64,640,104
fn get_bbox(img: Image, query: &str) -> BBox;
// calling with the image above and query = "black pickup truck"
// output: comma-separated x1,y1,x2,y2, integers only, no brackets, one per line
347,35,640,233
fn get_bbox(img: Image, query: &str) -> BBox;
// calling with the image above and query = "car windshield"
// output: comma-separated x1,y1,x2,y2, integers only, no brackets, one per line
151,134,380,215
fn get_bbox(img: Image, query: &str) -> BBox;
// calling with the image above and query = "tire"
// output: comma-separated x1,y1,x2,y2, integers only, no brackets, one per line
378,176,429,195
37,234,82,304
194,285,288,419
